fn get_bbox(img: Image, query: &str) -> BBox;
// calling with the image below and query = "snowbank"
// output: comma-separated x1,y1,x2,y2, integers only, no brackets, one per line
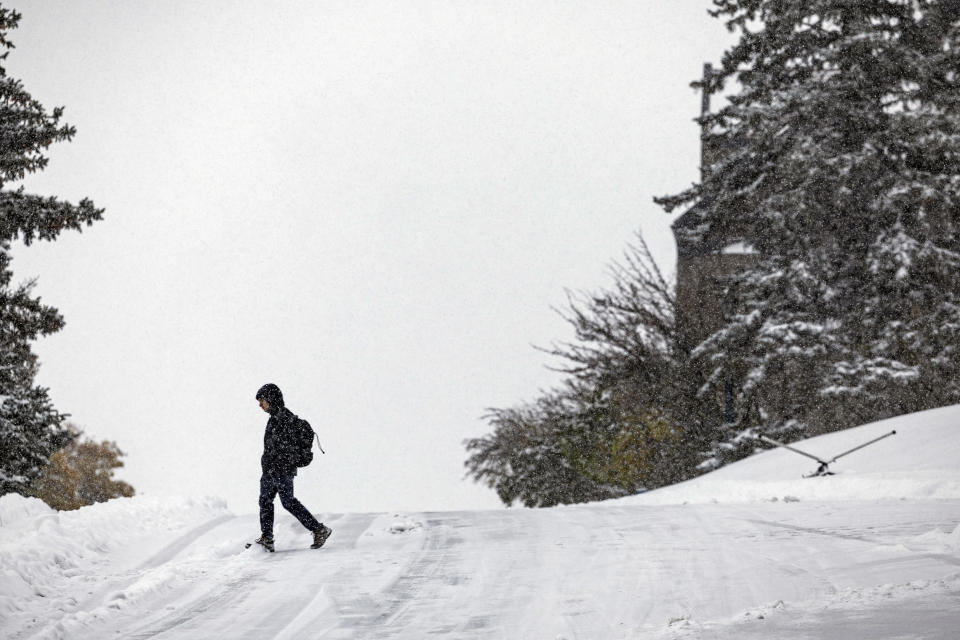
0,491,54,526
0,494,229,620
626,404,960,505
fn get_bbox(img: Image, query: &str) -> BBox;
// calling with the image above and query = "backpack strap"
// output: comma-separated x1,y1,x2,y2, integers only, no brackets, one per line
314,431,325,454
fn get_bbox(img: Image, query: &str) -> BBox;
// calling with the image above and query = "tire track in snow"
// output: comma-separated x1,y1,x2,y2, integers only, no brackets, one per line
124,512,376,640
136,515,235,570
111,515,264,640
323,513,470,638
743,517,960,567
124,573,260,640
320,508,643,639
313,510,540,639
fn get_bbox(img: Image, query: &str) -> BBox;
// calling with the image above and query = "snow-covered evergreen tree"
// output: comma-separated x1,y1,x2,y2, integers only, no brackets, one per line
658,0,960,464
0,6,103,494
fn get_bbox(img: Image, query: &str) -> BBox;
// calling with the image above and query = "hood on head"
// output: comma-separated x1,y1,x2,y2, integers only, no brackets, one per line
256,383,284,414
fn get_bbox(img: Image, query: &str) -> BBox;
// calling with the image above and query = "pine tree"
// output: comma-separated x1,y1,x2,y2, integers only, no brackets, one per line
658,1,960,464
0,6,103,494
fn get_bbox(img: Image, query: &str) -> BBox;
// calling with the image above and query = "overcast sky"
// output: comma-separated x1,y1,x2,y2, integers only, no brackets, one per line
9,1,734,513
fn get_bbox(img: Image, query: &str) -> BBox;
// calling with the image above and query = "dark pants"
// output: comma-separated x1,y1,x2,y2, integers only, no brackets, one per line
259,474,321,536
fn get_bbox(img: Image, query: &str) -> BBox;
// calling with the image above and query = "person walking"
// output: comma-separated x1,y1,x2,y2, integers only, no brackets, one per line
253,383,332,552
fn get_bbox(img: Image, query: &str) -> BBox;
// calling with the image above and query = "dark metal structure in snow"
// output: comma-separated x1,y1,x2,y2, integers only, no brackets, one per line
757,430,897,478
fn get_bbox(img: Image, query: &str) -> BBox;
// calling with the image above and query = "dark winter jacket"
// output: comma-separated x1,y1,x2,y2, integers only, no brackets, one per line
261,406,300,478
257,384,299,478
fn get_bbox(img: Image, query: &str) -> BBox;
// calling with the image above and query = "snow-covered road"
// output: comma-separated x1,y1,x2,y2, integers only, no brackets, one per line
5,498,960,639
4,406,960,639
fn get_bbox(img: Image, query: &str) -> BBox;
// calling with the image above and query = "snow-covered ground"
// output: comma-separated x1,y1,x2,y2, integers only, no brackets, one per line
3,406,960,639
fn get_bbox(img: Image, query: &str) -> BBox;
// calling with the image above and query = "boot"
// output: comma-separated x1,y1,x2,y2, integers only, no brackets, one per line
255,533,275,552
311,524,332,549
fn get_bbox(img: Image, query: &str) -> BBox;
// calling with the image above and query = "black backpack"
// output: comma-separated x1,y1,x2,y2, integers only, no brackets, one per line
292,416,317,467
